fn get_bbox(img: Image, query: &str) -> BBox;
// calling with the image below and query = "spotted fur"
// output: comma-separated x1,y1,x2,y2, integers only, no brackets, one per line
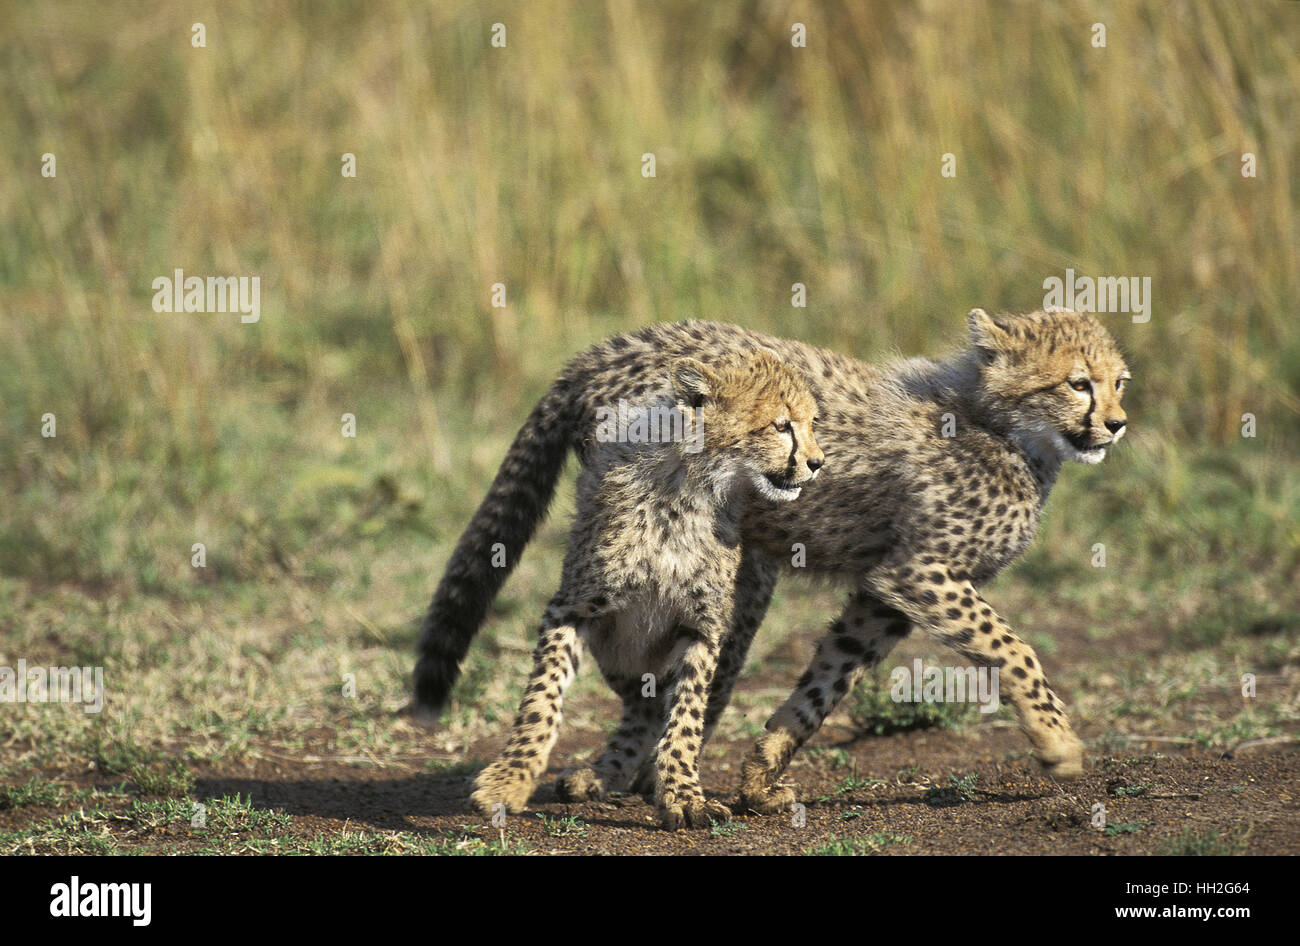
461,350,823,829
414,308,1130,822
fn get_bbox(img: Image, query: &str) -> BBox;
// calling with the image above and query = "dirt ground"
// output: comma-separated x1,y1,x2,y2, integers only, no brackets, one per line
164,726,1294,856
9,682,1296,855
8,736,1298,856
4,605,1296,856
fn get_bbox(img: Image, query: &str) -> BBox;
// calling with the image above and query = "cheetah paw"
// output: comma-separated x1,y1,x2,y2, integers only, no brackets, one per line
555,765,607,802
658,793,732,831
739,781,797,815
469,762,535,816
1037,734,1085,779
1040,752,1085,779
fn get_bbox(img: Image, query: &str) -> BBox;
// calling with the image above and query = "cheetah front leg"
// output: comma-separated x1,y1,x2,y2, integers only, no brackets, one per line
470,598,583,817
869,562,1084,777
740,591,911,813
655,623,733,830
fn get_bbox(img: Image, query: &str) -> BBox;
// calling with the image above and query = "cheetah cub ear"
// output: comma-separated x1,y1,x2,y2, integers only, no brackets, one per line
967,307,1015,357
670,358,722,408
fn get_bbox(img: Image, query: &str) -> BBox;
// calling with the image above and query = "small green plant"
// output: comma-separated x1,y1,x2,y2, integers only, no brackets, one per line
199,794,294,834
1112,783,1149,797
535,813,587,837
817,772,885,802
805,832,913,855
88,735,158,776
924,773,980,807
126,797,201,831
1159,826,1250,856
848,674,974,735
710,820,747,837
0,777,66,810
896,762,923,780
130,759,194,798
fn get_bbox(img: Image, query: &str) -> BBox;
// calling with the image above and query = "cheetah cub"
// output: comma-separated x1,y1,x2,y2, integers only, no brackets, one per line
468,349,823,829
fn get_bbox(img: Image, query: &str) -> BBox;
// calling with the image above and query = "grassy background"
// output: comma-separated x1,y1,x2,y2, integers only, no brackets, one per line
1,0,1297,836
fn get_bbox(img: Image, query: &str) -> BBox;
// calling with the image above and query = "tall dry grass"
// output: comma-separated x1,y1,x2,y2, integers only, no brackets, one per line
0,0,1296,604
2,1,1296,453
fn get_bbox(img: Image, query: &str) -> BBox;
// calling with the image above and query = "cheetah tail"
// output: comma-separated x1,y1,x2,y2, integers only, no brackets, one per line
411,376,579,721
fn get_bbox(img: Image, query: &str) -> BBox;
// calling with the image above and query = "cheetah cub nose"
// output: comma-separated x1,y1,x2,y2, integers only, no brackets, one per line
807,457,824,473
1105,419,1126,433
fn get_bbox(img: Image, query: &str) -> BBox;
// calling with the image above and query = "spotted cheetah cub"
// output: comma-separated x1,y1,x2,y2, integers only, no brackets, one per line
468,349,823,829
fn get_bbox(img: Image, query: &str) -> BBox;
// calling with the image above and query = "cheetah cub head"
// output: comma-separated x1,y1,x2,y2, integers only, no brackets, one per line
968,307,1130,466
670,350,824,501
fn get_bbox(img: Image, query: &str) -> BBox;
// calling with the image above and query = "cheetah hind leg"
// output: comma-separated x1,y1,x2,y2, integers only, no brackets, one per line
559,753,657,802
629,759,657,797
738,728,800,814
554,761,657,806
556,672,666,802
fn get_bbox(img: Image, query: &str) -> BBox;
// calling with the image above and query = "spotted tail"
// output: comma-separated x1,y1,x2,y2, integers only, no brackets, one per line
412,376,580,719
